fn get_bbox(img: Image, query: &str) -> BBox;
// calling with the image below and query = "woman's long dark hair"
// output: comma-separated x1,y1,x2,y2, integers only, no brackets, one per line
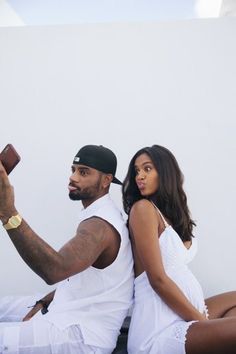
122,145,196,242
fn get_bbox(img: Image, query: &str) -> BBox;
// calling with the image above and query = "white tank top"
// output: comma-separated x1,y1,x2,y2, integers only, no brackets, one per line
45,194,134,349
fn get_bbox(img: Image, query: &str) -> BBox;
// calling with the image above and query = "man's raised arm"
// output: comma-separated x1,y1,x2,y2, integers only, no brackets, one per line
0,161,111,284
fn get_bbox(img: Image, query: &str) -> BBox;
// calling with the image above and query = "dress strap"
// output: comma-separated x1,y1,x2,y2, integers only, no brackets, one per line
151,201,169,228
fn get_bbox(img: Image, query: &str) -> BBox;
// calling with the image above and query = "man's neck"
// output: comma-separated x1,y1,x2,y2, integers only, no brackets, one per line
82,192,109,209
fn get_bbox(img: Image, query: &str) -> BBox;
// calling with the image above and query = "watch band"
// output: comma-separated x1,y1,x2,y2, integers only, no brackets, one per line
3,214,22,230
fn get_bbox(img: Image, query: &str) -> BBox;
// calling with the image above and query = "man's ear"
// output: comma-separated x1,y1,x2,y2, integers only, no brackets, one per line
102,174,113,189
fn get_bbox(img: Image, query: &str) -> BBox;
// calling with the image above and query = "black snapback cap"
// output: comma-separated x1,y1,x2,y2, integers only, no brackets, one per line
73,145,122,185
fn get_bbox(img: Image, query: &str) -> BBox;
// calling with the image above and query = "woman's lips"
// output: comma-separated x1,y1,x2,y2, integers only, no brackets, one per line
137,182,145,190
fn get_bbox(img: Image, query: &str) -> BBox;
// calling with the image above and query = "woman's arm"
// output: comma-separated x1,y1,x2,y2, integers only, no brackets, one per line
130,199,206,322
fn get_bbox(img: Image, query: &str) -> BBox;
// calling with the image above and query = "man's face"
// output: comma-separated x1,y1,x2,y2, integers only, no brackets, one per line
68,164,105,207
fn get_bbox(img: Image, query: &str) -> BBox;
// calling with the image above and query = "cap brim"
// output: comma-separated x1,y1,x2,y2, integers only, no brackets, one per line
112,176,123,185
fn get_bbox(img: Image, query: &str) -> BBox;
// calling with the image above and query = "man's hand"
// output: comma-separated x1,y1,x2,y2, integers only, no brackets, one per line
22,302,44,321
0,161,17,224
22,290,55,321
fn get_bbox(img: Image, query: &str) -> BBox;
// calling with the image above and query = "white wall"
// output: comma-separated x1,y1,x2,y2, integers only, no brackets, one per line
0,18,235,297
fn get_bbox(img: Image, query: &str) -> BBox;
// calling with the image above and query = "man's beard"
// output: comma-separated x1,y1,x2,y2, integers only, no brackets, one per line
69,189,92,201
68,177,102,201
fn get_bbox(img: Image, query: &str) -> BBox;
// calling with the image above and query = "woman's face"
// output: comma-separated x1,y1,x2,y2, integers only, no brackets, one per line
134,153,159,197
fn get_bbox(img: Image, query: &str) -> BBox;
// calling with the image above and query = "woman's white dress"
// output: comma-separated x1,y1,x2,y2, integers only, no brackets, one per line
128,210,207,354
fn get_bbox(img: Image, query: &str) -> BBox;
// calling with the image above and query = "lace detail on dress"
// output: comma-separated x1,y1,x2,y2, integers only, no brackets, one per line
173,320,197,343
173,323,183,341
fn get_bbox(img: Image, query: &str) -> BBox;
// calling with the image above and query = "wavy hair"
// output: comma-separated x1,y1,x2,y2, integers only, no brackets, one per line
122,145,196,242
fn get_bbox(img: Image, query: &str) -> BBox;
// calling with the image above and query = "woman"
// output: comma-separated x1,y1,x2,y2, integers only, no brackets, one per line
122,144,236,354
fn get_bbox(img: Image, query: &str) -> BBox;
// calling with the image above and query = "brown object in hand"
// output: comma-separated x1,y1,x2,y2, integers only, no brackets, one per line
0,144,21,174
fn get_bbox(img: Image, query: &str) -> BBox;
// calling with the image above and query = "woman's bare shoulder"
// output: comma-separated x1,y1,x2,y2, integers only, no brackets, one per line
130,199,156,220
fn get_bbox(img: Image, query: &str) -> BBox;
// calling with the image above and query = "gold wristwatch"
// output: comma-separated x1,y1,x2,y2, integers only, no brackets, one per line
3,214,22,230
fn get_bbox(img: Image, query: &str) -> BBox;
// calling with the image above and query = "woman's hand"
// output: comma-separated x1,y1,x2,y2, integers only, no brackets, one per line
202,310,209,320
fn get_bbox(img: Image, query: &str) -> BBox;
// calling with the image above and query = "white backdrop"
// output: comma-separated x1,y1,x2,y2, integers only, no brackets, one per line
0,18,235,298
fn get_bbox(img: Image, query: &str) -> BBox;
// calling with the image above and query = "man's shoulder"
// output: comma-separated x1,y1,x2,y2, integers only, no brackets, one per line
79,194,127,235
78,216,109,235
94,194,123,217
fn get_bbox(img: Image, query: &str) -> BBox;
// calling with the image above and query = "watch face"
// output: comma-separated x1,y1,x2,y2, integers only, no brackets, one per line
4,214,22,230
11,217,20,227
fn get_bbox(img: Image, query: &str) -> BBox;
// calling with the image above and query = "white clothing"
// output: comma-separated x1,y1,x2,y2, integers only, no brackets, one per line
0,295,108,354
128,209,206,354
45,194,134,350
0,194,134,353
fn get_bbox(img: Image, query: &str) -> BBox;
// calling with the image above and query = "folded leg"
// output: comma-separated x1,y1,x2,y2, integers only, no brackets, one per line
185,317,236,354
205,291,236,319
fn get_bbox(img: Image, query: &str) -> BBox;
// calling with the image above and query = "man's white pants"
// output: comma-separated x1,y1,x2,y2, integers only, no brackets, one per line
0,295,110,354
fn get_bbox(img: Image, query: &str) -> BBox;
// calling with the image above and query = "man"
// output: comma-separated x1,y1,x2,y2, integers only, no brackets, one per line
0,145,134,354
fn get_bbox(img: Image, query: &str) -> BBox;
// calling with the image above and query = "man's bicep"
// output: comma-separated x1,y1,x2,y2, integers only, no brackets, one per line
58,218,108,278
